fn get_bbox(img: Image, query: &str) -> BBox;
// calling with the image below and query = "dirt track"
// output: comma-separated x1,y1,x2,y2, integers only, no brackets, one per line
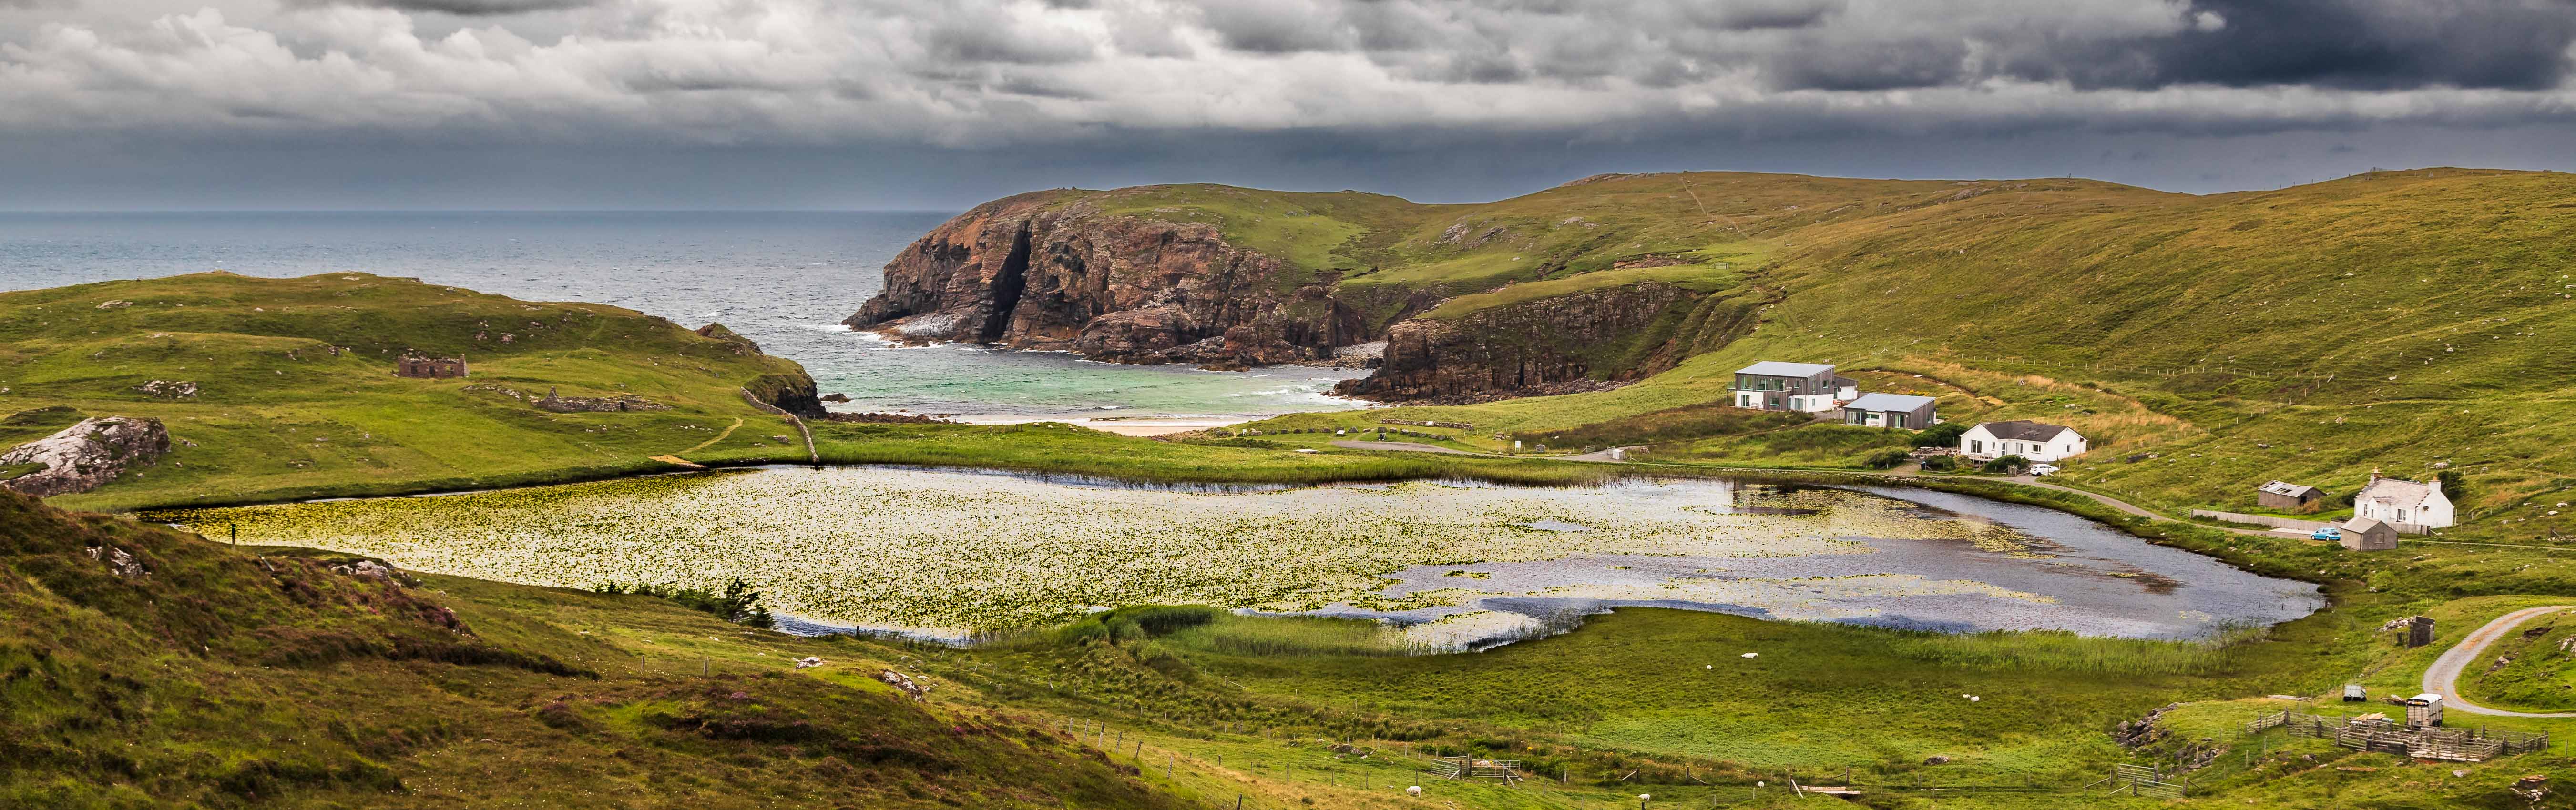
2421,605,2576,717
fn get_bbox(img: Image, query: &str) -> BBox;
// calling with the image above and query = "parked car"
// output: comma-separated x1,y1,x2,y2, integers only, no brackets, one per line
2311,527,2343,541
2028,464,2060,476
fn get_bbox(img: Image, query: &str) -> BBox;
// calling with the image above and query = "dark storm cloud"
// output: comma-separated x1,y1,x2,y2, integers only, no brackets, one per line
1,0,2573,209
1967,0,2576,91
2154,0,2576,90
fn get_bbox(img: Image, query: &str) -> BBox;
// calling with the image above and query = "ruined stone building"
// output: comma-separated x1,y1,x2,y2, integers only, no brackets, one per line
394,355,468,379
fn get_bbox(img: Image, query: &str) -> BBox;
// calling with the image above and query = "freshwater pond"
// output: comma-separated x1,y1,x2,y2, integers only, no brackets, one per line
158,467,2322,650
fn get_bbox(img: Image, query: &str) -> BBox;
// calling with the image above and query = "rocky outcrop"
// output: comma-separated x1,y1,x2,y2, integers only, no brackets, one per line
1333,283,1704,403
0,416,172,497
135,380,199,399
533,387,672,413
741,373,828,419
847,192,1365,367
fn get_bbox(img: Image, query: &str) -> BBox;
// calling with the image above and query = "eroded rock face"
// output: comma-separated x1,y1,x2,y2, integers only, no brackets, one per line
1334,283,1703,403
0,416,172,497
846,192,1364,366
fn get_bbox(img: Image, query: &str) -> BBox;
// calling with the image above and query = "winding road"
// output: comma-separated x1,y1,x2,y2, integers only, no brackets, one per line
2422,605,2576,718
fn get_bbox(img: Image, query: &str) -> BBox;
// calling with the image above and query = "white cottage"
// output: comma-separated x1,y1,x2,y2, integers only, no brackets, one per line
2353,471,2454,528
1958,421,2088,462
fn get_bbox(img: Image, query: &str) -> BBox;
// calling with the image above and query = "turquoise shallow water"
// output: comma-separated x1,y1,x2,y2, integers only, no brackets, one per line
0,211,1367,417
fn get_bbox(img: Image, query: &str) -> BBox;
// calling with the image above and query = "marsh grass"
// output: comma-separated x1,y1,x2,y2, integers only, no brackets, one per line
1163,614,1411,658
1883,625,2269,677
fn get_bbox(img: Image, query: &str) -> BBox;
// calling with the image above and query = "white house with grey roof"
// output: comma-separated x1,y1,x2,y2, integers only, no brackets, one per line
1841,393,1937,429
1731,361,1858,413
1959,421,2088,462
2352,471,2453,528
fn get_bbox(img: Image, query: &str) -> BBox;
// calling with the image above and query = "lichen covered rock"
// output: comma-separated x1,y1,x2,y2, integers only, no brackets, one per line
0,416,173,497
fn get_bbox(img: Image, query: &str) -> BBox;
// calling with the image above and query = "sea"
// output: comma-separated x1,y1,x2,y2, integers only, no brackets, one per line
0,211,1368,419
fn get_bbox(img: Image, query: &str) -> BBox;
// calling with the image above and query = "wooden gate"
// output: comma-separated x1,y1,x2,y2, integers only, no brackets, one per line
2111,764,2186,798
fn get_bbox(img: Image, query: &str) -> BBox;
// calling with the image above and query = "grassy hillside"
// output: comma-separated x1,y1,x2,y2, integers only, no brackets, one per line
0,272,821,511
0,488,1206,809
1221,168,2576,540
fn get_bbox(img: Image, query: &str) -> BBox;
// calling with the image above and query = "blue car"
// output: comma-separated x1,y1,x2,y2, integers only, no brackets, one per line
2311,527,2342,541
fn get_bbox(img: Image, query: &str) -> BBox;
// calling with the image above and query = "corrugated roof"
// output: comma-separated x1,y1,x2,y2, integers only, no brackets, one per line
2258,480,2320,497
1735,361,1835,377
1844,393,1935,412
2344,516,2389,532
1973,420,2074,442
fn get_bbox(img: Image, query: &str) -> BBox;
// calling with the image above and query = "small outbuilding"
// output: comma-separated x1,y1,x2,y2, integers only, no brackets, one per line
2256,480,2324,511
2339,516,2400,551
1840,393,1938,429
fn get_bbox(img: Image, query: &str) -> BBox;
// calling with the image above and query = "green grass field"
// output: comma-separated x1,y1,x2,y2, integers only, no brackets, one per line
0,272,822,511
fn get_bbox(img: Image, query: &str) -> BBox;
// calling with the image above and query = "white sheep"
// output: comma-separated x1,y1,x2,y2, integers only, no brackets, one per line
1406,785,1421,797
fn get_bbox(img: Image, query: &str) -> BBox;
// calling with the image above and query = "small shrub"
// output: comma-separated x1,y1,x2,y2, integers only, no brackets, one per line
1864,448,1912,469
2436,469,2470,506
1911,421,1969,448
1981,455,2029,475
596,578,774,628
1919,455,1958,472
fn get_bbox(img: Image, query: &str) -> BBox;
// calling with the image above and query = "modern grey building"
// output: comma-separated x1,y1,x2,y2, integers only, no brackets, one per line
1731,361,1857,413
1840,392,1937,429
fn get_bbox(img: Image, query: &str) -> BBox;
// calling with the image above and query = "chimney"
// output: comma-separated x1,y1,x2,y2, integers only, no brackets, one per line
2369,468,2381,483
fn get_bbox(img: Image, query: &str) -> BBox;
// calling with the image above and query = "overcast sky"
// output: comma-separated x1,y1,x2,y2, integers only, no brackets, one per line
3,0,2573,210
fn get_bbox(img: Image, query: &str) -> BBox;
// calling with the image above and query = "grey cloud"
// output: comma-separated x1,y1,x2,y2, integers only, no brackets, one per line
1196,0,1352,53
1764,38,1969,91
924,17,1097,65
284,0,600,15
1687,0,1842,31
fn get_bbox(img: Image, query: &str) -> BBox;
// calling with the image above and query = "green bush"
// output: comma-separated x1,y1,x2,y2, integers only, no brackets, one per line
1919,455,1958,472
1981,455,2030,475
1864,448,1912,469
2436,469,2470,507
595,578,774,628
1051,604,1224,645
1911,421,1969,448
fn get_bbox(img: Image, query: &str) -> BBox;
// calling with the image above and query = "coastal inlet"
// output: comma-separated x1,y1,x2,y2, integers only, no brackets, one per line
155,468,2322,650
